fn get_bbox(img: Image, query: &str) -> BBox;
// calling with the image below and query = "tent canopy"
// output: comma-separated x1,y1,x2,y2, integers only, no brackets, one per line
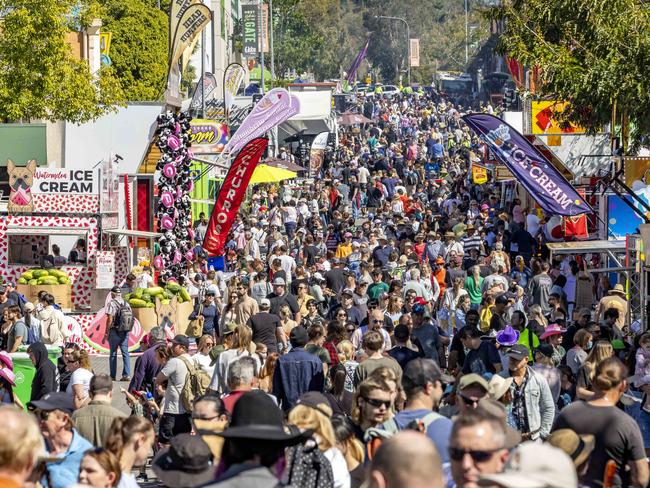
250,164,297,184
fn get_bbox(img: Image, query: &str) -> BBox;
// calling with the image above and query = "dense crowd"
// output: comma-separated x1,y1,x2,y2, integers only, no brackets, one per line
0,90,648,488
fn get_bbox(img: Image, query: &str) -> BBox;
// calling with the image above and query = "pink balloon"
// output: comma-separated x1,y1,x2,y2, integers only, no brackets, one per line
161,215,174,230
185,250,194,261
168,135,181,151
173,250,182,264
188,228,195,240
188,149,194,159
163,163,176,179
187,179,194,192
161,191,174,208
153,255,164,269
175,122,181,135
176,187,183,199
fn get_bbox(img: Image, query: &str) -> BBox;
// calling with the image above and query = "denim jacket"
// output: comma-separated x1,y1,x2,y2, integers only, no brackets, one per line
499,366,555,439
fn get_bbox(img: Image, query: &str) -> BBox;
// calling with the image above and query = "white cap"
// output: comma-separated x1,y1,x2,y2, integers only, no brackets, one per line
478,442,577,488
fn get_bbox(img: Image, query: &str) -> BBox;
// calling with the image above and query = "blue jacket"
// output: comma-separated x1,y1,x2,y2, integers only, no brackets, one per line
129,343,163,395
272,347,324,411
44,429,93,488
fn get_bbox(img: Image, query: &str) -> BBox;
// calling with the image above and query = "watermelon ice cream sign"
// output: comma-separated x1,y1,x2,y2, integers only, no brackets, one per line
33,168,97,194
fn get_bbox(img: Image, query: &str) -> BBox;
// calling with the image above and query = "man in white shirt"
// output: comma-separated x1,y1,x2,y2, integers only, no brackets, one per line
357,165,370,185
155,335,192,445
526,209,541,237
278,246,296,284
135,266,154,289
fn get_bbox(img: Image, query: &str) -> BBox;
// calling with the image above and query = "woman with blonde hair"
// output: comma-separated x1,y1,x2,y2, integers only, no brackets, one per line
279,303,298,339
105,416,155,488
331,414,365,487
528,304,548,335
67,349,93,409
337,340,359,393
194,334,216,378
288,393,351,488
209,324,260,394
576,340,614,400
78,448,121,487
258,352,279,393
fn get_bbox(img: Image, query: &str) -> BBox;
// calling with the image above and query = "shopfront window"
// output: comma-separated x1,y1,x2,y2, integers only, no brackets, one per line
8,233,88,266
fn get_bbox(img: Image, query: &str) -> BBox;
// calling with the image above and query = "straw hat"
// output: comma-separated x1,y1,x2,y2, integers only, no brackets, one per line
488,375,513,401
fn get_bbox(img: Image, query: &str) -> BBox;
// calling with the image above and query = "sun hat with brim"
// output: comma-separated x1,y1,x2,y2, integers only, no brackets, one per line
496,326,519,347
546,429,595,467
478,442,577,488
152,434,215,487
0,351,13,370
458,373,489,392
0,368,15,387
488,375,513,401
218,390,312,444
539,324,566,340
609,283,626,295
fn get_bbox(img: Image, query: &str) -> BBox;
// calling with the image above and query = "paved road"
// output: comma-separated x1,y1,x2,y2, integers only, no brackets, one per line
90,354,134,414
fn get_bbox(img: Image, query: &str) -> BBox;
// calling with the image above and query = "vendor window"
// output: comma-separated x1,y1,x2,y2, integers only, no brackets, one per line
8,233,88,266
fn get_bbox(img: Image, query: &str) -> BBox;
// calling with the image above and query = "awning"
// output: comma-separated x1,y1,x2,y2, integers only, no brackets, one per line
546,240,626,255
103,229,161,239
6,226,90,235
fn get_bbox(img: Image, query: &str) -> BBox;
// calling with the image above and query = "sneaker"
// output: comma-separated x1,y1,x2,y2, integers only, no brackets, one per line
120,376,131,382
135,473,149,482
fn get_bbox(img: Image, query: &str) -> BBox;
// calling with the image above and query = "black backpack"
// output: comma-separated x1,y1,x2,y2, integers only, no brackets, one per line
284,439,334,488
113,300,135,332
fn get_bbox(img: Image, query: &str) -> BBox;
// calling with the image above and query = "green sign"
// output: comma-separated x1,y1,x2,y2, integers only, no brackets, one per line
0,124,46,166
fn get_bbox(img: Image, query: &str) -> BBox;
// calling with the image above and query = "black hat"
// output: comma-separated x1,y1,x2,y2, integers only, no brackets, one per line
294,392,333,418
219,390,311,443
536,343,554,358
110,285,121,294
289,327,309,347
152,434,215,487
28,392,74,414
495,293,509,305
506,344,529,361
402,358,454,392
171,334,190,349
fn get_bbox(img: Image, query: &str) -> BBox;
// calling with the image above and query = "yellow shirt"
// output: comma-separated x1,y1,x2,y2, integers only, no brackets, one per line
335,243,352,259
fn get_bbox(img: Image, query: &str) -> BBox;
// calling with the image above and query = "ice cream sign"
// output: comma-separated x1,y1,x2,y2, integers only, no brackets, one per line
189,119,229,154
33,168,96,194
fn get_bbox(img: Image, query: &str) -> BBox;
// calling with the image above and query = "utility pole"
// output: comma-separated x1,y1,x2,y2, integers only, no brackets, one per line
269,0,275,80
260,0,265,94
465,0,469,65
375,15,410,86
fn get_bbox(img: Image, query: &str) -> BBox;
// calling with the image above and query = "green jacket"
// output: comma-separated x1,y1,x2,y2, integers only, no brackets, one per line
518,326,540,362
72,399,127,448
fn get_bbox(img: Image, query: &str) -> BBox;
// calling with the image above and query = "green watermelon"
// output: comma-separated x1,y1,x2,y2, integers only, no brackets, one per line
32,270,50,278
133,288,144,299
179,288,191,302
148,286,165,297
28,279,38,285
58,277,70,284
129,298,148,308
21,271,33,281
18,277,27,285
166,282,181,293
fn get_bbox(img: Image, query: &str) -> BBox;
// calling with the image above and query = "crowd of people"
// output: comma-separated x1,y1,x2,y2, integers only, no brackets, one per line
0,90,649,488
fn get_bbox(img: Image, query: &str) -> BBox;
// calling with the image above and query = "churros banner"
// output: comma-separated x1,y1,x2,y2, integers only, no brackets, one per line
203,138,269,255
463,113,593,216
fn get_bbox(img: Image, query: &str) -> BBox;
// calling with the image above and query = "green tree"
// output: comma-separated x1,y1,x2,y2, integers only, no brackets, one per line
100,0,169,101
0,0,124,123
489,0,650,148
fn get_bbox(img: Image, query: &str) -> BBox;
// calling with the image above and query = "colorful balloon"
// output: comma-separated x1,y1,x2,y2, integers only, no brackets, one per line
163,163,176,179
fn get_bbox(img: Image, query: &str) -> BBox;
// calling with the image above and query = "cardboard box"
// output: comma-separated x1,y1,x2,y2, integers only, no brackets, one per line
17,284,72,311
174,301,194,336
133,307,158,333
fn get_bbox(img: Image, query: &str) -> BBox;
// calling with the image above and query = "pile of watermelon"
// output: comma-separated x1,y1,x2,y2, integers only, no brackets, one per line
18,268,71,285
124,282,191,308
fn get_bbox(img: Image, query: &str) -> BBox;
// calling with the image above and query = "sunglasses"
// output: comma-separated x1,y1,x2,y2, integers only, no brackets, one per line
337,313,347,317
459,393,482,407
363,397,391,408
449,446,502,463
34,409,50,421
371,319,383,324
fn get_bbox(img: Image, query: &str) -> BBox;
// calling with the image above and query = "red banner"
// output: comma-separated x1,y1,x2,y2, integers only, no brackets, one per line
203,137,268,255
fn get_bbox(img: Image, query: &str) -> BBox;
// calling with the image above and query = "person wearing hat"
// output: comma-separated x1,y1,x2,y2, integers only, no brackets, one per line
29,391,94,488
595,283,628,333
457,374,490,413
202,390,310,488
540,323,567,367
462,223,482,255
547,429,595,480
272,326,325,412
498,344,555,441
155,335,193,445
103,285,132,382
450,399,521,488
477,441,577,488
378,358,454,463
267,277,300,323
152,433,215,487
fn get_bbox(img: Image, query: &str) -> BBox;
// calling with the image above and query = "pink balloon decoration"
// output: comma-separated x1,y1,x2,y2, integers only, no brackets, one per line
188,228,195,240
161,215,174,230
168,135,181,151
153,256,164,269
185,250,194,261
163,163,176,179
161,191,174,208
173,250,182,264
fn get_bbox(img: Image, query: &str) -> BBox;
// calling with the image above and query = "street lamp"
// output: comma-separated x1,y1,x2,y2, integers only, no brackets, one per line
375,15,411,86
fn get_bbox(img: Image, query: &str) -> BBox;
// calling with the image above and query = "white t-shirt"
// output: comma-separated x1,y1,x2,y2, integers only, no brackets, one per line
135,273,154,289
194,352,215,379
526,213,541,236
161,354,191,414
324,447,351,488
66,368,93,398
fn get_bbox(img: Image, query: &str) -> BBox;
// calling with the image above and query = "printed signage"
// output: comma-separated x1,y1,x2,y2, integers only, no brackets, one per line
32,168,96,194
95,251,116,289
190,119,229,154
242,3,259,56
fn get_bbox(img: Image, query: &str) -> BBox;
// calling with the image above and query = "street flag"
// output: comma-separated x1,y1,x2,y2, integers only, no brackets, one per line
190,72,218,113
203,138,268,255
221,88,299,157
472,164,488,184
223,63,247,119
463,113,593,216
309,131,329,174
346,40,370,85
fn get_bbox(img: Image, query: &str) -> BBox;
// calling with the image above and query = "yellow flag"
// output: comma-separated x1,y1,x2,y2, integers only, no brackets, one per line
169,4,212,68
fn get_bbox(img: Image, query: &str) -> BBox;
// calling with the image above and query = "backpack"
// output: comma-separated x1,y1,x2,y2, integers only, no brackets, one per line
364,411,443,460
112,300,135,332
178,356,210,412
284,438,334,488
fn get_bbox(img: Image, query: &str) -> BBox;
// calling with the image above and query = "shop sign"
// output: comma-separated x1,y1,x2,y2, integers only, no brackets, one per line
189,119,228,154
95,251,115,289
32,168,96,194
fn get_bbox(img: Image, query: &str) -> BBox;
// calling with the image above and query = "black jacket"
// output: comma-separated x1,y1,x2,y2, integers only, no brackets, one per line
29,342,59,401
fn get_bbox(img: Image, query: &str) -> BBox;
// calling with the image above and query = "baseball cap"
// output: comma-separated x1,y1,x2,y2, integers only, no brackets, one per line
402,358,454,392
478,442,577,488
110,285,121,294
171,335,190,348
340,288,354,297
458,373,489,393
260,298,271,308
506,344,529,361
28,392,75,414
535,343,554,358
272,277,286,286
294,392,333,418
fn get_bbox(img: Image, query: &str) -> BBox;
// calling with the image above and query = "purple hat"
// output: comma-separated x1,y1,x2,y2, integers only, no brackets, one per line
540,323,566,340
496,326,520,346
0,351,13,371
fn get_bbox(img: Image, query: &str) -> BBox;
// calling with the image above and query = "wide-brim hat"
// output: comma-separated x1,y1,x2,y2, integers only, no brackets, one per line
609,283,625,295
496,326,520,347
152,434,215,487
540,324,566,340
547,429,595,467
488,374,513,401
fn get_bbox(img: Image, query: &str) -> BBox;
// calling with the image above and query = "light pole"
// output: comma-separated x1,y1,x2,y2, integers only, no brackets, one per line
464,0,469,65
375,15,410,86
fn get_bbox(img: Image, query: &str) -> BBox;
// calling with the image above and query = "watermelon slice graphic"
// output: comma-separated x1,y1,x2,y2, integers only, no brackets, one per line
83,308,144,354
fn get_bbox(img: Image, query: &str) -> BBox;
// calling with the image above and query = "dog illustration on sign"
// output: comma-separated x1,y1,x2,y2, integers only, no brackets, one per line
7,159,37,213
156,295,178,339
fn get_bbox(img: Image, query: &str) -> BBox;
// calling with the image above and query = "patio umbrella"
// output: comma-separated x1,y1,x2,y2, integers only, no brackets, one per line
338,111,372,125
263,158,307,173
250,164,297,184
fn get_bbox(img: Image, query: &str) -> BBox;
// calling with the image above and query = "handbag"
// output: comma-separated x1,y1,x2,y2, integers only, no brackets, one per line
187,304,205,338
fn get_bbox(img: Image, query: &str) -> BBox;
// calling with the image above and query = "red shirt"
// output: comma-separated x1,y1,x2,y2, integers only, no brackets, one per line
222,390,249,413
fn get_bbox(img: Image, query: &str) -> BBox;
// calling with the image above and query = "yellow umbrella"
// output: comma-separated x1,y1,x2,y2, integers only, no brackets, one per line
249,164,297,184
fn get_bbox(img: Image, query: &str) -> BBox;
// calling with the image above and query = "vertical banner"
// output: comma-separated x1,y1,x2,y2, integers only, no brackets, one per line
472,164,488,184
242,3,260,56
409,38,420,67
223,63,247,119
169,0,194,50
190,72,218,113
221,87,299,156
203,138,269,255
260,3,269,53
346,40,370,85
462,113,593,216
100,32,112,56
309,131,329,174
95,251,116,289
